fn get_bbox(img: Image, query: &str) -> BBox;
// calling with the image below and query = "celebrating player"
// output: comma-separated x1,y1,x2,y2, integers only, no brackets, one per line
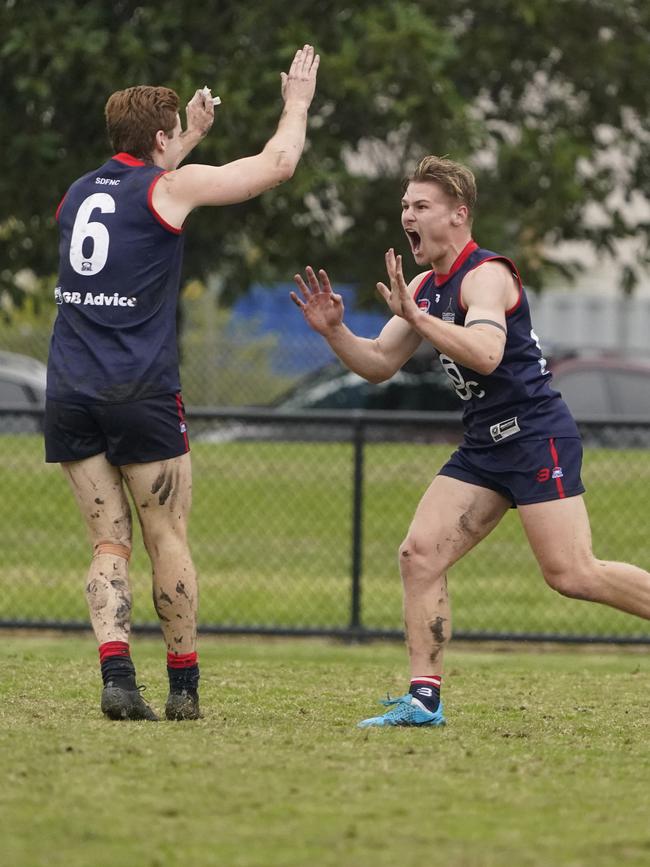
46,45,320,721
292,155,650,727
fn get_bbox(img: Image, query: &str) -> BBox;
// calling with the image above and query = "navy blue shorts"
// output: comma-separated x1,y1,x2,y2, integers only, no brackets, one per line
438,436,585,506
44,392,190,466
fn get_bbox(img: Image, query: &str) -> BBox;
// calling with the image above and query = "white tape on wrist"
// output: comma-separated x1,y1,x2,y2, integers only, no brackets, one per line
201,86,221,106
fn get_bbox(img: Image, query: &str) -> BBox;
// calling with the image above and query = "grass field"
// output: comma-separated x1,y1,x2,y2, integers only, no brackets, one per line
1,435,650,639
1,634,649,867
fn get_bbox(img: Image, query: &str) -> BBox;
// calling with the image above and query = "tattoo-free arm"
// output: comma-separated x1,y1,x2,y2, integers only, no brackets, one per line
379,250,516,375
154,46,319,223
291,266,422,383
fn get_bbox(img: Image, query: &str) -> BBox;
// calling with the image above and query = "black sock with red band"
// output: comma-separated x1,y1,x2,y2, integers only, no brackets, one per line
99,641,136,689
167,651,200,695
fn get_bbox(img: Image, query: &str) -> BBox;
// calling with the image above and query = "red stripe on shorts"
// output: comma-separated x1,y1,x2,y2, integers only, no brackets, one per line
548,438,565,499
175,392,189,451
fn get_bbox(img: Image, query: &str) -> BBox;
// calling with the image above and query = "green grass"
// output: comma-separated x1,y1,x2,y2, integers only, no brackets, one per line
1,635,649,867
1,435,649,639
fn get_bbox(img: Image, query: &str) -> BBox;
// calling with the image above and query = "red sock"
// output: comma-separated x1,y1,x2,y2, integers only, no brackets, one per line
99,641,131,663
166,651,198,669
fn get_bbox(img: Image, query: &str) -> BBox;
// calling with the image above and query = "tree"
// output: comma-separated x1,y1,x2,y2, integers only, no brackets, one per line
1,0,649,314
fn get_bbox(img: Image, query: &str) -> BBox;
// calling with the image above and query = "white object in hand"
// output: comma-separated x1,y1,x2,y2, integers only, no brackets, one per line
201,85,221,106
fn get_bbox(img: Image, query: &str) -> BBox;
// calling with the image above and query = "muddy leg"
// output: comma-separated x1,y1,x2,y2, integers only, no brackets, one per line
62,454,133,643
122,454,197,656
400,475,509,677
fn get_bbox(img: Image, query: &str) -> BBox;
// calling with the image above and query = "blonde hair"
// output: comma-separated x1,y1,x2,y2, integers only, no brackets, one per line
105,85,179,160
404,156,477,219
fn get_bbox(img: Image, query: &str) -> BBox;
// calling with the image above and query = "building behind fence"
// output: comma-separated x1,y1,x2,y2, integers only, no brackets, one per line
1,409,649,644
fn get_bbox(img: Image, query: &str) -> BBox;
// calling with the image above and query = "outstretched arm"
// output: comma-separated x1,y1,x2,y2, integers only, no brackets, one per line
154,45,319,225
377,249,514,375
291,266,422,383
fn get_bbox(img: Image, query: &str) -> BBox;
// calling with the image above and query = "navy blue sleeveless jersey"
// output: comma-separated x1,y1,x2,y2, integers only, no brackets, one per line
414,240,579,448
47,153,185,403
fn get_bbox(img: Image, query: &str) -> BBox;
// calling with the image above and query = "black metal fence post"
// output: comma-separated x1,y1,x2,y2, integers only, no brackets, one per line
349,415,365,632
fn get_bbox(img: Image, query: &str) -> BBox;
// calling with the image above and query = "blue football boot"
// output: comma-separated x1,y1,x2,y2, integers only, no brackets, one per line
357,694,445,728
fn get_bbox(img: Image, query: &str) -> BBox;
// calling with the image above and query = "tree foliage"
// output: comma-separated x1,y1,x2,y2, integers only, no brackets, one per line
1,0,649,312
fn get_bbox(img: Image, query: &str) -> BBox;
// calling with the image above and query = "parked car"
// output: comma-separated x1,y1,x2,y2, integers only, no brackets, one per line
0,351,47,433
278,351,650,417
196,349,650,446
274,348,459,413
194,348,462,443
550,354,650,447
550,355,650,419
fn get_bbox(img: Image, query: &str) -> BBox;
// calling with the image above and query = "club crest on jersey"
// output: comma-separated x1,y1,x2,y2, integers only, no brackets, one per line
417,298,431,313
552,466,564,479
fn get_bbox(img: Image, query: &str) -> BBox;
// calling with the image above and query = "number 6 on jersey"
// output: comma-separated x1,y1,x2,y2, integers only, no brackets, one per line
69,193,115,276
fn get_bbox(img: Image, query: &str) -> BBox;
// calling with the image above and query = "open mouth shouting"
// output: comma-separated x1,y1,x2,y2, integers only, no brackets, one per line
405,229,422,256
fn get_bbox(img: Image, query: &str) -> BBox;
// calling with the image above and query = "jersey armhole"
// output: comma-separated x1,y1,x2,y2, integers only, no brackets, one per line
413,270,434,301
457,256,523,315
55,193,67,222
147,173,184,235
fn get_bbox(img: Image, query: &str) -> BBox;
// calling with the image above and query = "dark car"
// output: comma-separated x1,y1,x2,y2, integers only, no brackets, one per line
274,348,459,413
194,347,463,444
0,351,47,433
196,346,650,446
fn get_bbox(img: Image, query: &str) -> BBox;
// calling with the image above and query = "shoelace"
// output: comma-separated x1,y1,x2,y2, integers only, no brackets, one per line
380,693,410,707
377,694,419,722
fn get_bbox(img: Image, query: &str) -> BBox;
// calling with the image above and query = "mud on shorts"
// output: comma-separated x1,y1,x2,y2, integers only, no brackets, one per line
44,392,190,466
438,436,585,506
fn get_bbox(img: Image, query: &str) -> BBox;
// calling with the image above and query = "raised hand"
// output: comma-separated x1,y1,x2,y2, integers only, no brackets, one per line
185,87,215,139
281,44,320,109
291,266,344,335
376,248,420,322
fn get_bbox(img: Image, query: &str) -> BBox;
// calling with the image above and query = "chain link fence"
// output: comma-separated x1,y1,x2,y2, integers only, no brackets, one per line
1,408,649,643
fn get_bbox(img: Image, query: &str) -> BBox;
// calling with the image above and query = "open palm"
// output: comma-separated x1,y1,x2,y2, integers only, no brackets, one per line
291,266,345,335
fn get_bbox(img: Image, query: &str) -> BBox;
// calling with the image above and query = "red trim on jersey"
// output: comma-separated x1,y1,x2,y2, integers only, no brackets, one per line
458,254,523,314
55,192,67,222
175,392,190,451
434,239,478,287
147,172,183,235
548,438,566,499
413,270,434,302
112,152,146,167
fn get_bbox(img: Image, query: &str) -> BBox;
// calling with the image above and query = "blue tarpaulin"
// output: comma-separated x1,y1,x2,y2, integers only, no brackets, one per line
228,283,388,374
